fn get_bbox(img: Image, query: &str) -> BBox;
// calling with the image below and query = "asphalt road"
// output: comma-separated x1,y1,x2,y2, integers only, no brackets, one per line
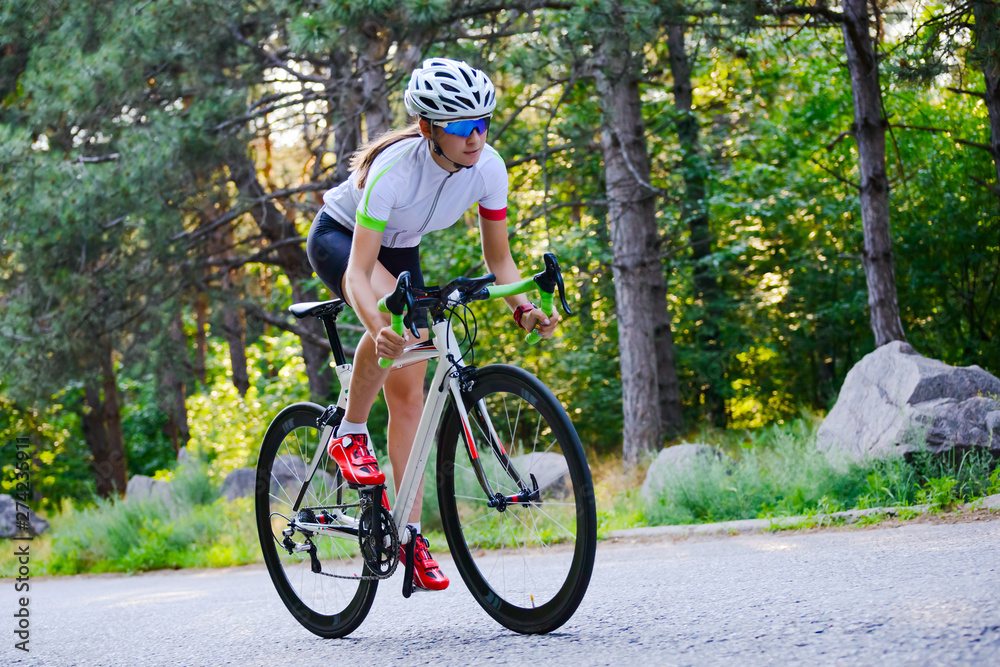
5,517,1000,666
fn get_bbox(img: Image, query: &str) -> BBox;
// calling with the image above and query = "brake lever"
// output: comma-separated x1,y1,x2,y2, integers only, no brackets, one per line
379,272,417,368
402,291,419,339
383,271,411,317
534,252,573,316
549,254,573,317
525,253,573,345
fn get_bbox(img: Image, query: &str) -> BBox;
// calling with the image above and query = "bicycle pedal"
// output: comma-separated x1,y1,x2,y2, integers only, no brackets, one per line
402,525,417,599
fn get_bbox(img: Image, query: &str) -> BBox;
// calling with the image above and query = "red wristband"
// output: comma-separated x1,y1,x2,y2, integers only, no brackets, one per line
512,302,537,331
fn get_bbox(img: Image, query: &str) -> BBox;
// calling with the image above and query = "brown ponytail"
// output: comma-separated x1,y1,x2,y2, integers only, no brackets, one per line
350,122,423,189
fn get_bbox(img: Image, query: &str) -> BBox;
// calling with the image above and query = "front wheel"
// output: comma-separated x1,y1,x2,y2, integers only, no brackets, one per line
255,402,378,638
437,365,597,634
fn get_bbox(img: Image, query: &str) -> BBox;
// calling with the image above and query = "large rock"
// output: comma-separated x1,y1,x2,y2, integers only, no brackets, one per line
513,452,571,498
0,494,49,537
265,456,339,503
817,341,1000,461
641,444,730,504
125,474,176,508
220,468,257,502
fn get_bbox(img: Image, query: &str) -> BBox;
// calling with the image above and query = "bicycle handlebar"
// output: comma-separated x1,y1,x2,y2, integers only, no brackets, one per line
376,252,572,367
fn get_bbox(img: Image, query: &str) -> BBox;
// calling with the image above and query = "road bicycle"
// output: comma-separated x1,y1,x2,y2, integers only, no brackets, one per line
255,252,597,638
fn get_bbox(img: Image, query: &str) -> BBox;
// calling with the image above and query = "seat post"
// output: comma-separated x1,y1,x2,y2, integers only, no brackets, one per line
320,315,348,367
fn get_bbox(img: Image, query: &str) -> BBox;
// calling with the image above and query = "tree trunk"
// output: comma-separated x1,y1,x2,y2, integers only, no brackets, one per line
666,24,726,426
841,0,906,346
211,219,251,397
594,20,684,466
360,20,392,141
81,337,128,498
972,1,1000,207
227,156,334,401
220,278,250,397
194,291,208,387
158,309,191,454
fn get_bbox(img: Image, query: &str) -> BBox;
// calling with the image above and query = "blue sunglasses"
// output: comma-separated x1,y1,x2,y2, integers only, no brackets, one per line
434,116,491,137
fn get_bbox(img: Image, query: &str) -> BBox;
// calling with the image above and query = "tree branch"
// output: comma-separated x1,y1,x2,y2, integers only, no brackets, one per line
955,137,994,153
948,87,986,99
204,237,306,271
759,2,846,23
826,130,852,151
810,158,860,190
611,126,678,202
173,180,331,244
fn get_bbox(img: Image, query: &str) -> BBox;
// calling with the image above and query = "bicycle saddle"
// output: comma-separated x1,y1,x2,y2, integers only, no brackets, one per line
289,299,346,319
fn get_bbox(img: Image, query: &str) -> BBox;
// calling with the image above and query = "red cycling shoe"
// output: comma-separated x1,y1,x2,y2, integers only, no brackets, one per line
326,432,385,486
404,534,449,591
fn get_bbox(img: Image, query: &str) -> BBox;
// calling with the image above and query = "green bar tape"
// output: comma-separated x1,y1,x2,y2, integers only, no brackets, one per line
377,309,405,368
524,291,554,345
486,278,535,300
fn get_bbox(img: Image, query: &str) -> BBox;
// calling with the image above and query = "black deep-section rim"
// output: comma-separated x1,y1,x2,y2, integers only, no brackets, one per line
255,401,378,639
437,364,597,634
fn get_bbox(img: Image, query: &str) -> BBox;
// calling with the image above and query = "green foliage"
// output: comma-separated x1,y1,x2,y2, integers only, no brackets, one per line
917,476,959,513
188,332,311,473
44,459,255,575
0,391,96,513
119,377,177,477
644,419,1000,525
3,0,1000,513
988,466,1000,496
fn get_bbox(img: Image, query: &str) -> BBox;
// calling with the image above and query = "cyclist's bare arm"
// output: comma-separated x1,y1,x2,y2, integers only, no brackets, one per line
479,215,561,338
345,225,410,359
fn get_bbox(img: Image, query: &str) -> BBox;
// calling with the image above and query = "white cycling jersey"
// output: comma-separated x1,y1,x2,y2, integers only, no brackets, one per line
320,137,508,249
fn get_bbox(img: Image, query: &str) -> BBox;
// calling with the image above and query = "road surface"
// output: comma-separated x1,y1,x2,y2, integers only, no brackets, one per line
5,516,999,665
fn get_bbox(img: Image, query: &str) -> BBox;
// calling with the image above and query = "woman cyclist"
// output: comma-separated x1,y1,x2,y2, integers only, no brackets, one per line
306,58,560,591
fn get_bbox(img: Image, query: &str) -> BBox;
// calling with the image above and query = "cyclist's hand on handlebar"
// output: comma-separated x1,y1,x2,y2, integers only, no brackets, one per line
521,307,561,339
375,324,413,361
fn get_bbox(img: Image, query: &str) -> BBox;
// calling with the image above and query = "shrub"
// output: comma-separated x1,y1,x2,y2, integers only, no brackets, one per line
643,418,999,526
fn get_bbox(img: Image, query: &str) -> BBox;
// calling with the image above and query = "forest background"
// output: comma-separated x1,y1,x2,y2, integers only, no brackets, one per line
1,0,998,519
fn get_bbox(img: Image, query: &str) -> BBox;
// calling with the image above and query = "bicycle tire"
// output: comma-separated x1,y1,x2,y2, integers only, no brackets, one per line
256,402,378,638
437,364,597,634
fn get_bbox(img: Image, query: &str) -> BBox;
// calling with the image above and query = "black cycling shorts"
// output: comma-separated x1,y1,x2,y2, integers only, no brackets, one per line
306,211,428,329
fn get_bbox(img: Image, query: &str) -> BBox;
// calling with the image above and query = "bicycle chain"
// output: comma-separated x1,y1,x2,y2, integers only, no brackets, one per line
295,493,401,582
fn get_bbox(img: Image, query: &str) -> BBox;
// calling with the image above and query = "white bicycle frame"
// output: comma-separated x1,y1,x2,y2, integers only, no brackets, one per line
307,316,479,545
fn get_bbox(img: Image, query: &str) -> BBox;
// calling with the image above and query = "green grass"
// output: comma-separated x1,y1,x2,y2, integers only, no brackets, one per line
8,417,998,578
643,418,1000,527
1,458,261,577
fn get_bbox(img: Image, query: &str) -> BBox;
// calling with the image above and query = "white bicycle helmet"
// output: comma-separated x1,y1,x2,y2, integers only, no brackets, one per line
404,58,496,120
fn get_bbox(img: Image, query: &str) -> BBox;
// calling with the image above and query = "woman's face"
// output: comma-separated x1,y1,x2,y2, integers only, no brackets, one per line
420,117,487,170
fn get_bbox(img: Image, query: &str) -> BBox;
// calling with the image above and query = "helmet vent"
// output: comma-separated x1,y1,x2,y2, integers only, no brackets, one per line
404,58,497,121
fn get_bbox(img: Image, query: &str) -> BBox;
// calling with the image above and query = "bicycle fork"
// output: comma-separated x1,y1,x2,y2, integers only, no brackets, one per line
455,393,541,511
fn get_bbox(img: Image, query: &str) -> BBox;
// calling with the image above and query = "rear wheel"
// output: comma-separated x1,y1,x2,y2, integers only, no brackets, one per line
255,402,377,638
437,365,597,634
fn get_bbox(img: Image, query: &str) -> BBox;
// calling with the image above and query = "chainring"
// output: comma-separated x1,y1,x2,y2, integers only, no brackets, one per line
358,491,399,579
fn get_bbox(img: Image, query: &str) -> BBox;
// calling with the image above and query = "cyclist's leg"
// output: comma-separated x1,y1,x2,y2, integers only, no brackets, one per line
342,259,398,424
383,357,428,523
